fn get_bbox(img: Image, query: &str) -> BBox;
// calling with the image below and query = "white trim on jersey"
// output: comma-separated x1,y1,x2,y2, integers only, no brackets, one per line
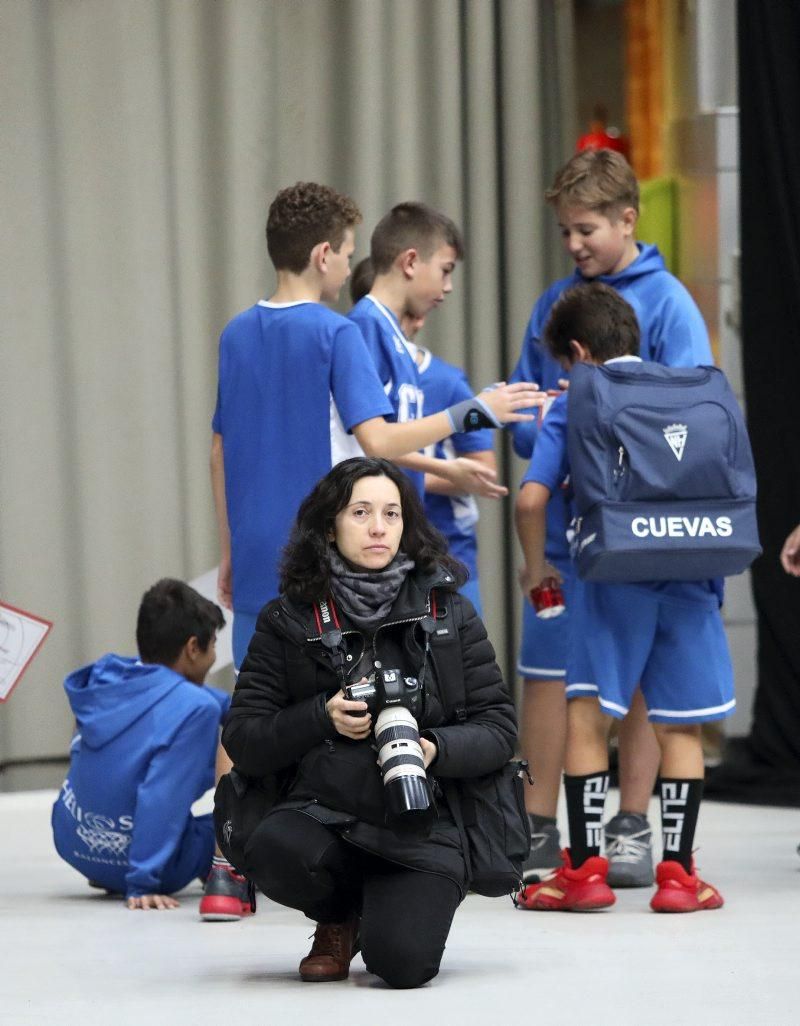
329,393,366,466
365,295,410,356
257,300,313,309
362,295,424,423
416,346,434,374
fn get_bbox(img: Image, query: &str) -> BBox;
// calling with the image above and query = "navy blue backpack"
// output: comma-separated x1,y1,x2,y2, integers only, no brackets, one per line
566,360,761,581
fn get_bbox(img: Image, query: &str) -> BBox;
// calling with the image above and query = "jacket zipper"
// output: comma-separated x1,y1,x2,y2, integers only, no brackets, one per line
371,608,431,665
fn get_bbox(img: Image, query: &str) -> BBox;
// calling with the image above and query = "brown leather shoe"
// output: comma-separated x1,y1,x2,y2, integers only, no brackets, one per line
299,917,360,982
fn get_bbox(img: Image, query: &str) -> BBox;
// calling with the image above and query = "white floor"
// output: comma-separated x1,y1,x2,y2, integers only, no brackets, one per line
3,790,799,1026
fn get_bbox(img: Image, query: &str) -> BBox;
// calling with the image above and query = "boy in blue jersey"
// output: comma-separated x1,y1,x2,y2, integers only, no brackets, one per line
350,258,495,614
510,149,714,885
348,202,504,505
51,580,236,912
212,184,542,667
515,284,731,913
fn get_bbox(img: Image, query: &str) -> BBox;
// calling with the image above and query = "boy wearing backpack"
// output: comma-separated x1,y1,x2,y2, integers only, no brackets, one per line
510,150,713,886
514,283,734,912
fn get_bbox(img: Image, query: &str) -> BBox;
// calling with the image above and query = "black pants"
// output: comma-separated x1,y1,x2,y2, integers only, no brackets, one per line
245,809,462,989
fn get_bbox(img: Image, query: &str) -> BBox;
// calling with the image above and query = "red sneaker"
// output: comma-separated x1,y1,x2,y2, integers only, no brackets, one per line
199,862,255,921
514,849,616,911
650,859,724,913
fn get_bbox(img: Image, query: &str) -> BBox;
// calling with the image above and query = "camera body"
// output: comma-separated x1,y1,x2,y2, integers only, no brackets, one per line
344,665,434,838
344,666,422,720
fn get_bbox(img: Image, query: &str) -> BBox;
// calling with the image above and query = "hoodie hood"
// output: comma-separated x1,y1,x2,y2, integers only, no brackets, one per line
573,242,665,287
64,654,185,748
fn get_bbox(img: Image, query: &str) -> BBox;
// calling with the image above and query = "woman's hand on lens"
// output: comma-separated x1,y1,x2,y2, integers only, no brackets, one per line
326,688,372,740
420,737,438,768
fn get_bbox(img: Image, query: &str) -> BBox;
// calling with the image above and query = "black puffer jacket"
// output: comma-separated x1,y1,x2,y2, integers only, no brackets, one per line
222,564,517,895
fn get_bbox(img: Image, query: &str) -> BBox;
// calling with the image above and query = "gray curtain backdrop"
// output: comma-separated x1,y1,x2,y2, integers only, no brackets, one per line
0,0,575,788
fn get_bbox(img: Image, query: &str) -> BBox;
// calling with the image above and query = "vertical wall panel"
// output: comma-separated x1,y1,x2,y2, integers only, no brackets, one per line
0,0,566,787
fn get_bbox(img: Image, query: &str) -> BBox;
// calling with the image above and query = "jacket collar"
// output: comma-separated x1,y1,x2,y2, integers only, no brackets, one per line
278,563,456,641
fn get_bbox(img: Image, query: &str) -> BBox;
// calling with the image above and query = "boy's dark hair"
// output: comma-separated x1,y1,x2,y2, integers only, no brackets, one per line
136,579,224,666
544,282,640,364
280,457,466,604
545,149,639,217
370,202,465,275
350,256,375,305
266,182,362,274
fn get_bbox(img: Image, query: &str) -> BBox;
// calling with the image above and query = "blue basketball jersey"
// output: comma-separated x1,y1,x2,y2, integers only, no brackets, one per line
212,300,392,614
348,295,425,496
417,348,493,581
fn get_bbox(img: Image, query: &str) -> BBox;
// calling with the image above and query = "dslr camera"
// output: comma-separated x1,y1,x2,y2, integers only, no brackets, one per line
344,664,435,837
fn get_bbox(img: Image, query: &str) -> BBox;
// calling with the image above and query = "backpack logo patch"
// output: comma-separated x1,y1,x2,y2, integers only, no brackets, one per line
663,423,688,462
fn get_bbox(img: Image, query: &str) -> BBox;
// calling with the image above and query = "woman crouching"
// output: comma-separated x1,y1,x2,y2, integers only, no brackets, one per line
222,457,516,988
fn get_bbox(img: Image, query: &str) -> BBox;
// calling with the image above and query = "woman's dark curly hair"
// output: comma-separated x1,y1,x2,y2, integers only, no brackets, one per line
280,457,467,604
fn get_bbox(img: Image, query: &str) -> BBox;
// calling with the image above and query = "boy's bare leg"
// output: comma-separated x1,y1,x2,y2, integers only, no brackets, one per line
565,696,612,776
653,722,704,779
617,688,661,813
521,679,566,818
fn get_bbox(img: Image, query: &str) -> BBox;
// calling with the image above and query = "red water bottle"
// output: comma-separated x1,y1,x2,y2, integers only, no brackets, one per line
530,577,566,619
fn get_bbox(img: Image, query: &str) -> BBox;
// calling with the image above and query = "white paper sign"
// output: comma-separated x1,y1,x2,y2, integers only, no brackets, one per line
0,603,53,701
188,568,234,674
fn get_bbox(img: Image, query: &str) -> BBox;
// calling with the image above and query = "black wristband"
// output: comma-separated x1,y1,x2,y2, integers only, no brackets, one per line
447,396,502,432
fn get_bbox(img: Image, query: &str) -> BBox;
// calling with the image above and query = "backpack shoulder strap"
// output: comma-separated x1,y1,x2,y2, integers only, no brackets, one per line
425,589,467,724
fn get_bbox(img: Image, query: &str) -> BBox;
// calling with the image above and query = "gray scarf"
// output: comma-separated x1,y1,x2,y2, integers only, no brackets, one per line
328,548,415,629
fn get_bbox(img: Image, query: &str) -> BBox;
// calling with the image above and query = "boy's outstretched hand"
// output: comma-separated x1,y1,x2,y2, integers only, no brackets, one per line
445,456,508,498
479,381,545,424
127,893,180,910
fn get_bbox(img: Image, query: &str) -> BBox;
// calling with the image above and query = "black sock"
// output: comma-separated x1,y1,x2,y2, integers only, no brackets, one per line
564,772,609,868
659,777,703,873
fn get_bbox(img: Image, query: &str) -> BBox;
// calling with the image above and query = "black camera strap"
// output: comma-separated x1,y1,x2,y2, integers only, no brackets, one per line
313,595,348,689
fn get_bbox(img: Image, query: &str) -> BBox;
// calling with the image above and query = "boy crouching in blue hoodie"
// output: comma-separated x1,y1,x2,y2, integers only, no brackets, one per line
52,579,248,916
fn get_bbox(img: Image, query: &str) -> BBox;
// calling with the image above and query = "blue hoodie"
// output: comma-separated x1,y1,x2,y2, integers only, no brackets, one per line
51,654,229,898
510,243,712,566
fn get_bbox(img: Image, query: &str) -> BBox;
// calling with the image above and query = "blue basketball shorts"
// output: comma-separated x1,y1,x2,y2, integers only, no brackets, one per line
517,572,575,681
565,579,735,723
